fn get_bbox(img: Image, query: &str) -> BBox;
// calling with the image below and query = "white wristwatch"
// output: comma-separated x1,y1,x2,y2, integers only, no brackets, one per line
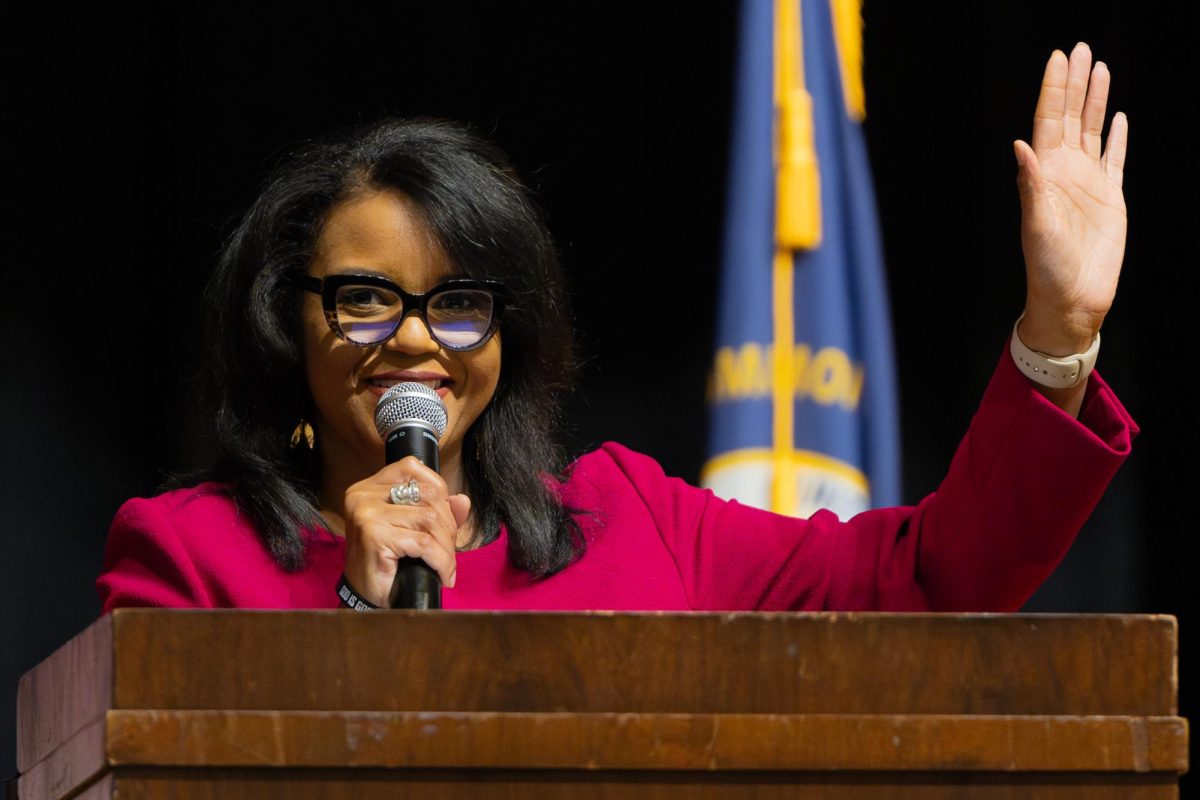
1009,314,1100,389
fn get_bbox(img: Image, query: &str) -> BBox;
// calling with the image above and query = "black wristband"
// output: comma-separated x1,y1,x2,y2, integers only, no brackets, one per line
336,573,378,611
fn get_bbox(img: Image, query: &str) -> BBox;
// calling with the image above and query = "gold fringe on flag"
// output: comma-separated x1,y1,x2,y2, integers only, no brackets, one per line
774,0,822,250
829,0,866,121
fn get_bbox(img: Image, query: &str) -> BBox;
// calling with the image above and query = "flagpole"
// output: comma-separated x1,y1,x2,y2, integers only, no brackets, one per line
772,0,822,513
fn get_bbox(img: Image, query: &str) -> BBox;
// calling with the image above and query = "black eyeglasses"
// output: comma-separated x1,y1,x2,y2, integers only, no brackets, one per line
294,274,508,351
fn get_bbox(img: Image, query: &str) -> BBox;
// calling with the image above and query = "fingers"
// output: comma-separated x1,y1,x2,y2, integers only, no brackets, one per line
1080,60,1110,159
1031,49,1067,152
1033,42,1113,159
355,496,457,568
1102,111,1129,188
370,456,447,498
1061,43,1093,151
343,457,463,602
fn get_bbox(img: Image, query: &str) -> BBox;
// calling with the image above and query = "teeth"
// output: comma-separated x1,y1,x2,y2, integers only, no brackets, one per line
368,378,445,389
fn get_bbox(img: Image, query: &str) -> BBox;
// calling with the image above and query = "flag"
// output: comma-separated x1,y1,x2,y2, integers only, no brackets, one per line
702,0,900,519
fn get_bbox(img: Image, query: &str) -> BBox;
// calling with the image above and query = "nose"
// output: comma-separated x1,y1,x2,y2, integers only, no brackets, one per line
383,311,440,354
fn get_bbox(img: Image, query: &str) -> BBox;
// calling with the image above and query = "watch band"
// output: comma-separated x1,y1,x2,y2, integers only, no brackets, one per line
1009,314,1100,389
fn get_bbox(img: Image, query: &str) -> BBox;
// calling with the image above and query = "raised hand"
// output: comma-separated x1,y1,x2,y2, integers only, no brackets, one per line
1014,42,1128,362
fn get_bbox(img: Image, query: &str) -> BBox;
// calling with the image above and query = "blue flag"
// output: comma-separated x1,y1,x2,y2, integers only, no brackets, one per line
703,0,900,518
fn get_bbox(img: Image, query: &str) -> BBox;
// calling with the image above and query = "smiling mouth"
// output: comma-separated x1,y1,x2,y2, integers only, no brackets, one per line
364,375,451,394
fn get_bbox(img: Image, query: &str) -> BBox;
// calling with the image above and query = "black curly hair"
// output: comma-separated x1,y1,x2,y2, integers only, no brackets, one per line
202,118,582,575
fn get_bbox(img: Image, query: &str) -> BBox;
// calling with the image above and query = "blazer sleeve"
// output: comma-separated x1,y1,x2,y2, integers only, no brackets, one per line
864,346,1138,611
601,347,1137,612
96,496,216,613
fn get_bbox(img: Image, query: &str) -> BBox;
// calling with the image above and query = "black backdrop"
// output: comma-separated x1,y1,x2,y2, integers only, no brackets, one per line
3,1,1195,786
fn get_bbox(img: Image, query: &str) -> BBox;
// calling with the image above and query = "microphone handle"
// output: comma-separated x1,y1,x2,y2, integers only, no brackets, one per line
384,423,442,610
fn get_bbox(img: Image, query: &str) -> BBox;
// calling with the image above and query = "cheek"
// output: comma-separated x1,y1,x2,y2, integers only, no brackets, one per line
452,341,502,433
302,314,366,416
473,340,502,405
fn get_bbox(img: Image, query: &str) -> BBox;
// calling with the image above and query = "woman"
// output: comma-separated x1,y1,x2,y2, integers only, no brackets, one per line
98,43,1135,613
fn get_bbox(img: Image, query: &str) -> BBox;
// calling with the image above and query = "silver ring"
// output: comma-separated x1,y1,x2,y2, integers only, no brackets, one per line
389,480,420,506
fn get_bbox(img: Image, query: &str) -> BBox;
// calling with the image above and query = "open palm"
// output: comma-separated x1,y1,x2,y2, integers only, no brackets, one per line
1015,43,1128,356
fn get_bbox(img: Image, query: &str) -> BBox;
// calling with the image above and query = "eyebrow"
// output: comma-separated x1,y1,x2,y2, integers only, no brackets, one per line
325,267,396,281
326,267,459,285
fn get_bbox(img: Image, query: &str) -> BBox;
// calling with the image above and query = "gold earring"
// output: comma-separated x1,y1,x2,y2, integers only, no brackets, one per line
289,420,315,450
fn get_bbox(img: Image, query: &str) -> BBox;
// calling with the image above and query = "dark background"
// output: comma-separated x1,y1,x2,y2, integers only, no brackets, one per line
3,1,1194,787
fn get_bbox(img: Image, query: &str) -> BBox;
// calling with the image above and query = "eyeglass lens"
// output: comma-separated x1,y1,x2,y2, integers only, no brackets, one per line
335,284,496,348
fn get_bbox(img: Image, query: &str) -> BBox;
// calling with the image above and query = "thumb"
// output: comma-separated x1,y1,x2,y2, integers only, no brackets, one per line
1013,139,1044,200
447,493,472,530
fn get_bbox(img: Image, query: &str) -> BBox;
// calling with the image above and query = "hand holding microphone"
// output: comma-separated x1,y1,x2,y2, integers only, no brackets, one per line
340,383,470,609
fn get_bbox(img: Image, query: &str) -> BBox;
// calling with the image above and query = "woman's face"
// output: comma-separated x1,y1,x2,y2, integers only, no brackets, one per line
300,188,501,496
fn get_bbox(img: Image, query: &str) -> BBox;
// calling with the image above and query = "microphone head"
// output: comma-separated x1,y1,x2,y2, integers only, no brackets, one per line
374,382,448,440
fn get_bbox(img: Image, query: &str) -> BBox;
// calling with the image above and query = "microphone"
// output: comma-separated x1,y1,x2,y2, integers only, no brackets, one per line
374,382,449,610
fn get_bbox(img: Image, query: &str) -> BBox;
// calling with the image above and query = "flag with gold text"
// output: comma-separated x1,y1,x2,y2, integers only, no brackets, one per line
703,0,900,518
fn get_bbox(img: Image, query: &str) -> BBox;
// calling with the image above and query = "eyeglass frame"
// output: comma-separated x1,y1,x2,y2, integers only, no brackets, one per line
293,273,509,351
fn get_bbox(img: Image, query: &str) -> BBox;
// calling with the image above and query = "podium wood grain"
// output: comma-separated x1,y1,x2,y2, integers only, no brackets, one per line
16,611,1188,798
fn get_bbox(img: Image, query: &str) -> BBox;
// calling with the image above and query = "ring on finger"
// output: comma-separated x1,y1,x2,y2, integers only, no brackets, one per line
389,480,421,506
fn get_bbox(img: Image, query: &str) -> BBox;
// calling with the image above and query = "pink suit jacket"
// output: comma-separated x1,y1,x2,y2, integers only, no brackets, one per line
97,350,1137,613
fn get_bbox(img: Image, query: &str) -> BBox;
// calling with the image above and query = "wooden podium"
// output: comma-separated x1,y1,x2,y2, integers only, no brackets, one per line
16,611,1188,798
